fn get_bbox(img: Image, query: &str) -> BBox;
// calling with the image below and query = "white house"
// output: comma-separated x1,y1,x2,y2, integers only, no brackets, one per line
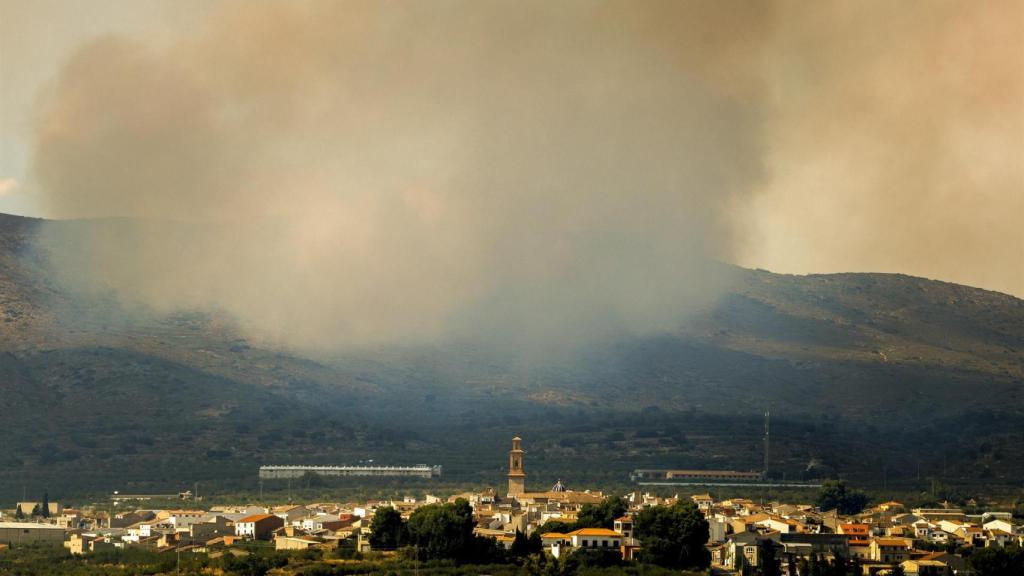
567,528,623,550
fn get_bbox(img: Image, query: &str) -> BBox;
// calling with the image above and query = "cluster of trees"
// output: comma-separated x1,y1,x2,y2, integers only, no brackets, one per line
632,501,710,569
969,545,1024,576
369,499,506,563
13,491,51,520
815,480,869,515
370,497,710,572
534,496,628,535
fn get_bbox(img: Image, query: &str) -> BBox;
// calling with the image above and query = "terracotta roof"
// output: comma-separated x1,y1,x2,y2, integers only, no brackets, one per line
874,538,910,547
568,528,621,537
238,514,276,523
840,524,870,534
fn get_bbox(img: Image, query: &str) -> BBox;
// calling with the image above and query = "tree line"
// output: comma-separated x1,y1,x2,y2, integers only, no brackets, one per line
369,497,710,571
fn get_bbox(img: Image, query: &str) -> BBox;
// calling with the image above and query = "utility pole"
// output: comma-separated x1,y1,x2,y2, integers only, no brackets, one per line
763,410,771,480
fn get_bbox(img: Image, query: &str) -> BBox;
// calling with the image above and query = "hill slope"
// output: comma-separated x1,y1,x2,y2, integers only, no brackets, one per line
0,213,1021,499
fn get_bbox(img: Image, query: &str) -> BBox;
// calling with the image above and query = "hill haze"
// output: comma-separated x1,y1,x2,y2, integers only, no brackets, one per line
0,212,1021,500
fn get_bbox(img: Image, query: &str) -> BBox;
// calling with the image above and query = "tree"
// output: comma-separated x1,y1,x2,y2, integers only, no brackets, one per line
816,480,869,515
510,529,530,558
970,545,1024,576
633,500,710,569
757,538,780,576
528,531,542,555
41,491,50,518
405,499,476,561
468,533,507,564
368,506,406,551
31,503,41,517
575,496,627,529
1013,500,1024,520
14,506,24,520
573,547,623,568
850,555,862,576
536,519,574,535
829,552,850,576
510,529,542,559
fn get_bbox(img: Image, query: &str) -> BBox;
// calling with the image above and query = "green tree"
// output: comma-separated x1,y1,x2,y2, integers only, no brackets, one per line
368,506,406,551
970,545,1024,576
575,496,627,529
757,538,780,576
815,480,869,515
536,519,574,535
468,533,506,564
510,529,530,558
508,528,542,560
829,552,850,576
528,531,542,555
14,506,24,520
573,547,623,568
30,503,41,517
633,500,710,569
850,555,862,576
405,499,476,561
41,491,50,518
809,553,825,576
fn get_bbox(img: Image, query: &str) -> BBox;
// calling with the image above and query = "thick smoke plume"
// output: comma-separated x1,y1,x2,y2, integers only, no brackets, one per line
745,0,1023,295
31,1,761,352
28,0,1022,354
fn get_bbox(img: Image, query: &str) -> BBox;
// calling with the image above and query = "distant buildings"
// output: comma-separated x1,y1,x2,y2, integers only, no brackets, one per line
16,501,63,517
631,469,764,483
2,436,1020,574
0,522,65,545
258,464,441,479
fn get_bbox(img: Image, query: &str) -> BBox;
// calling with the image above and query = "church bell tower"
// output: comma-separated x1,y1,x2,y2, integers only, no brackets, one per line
507,436,525,497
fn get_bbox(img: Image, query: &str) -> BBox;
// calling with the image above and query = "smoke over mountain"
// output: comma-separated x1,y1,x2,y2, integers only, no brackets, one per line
746,0,1023,298
29,0,763,352
26,0,1022,353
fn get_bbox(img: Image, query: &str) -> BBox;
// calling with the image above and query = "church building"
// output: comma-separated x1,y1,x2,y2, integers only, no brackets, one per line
508,436,526,497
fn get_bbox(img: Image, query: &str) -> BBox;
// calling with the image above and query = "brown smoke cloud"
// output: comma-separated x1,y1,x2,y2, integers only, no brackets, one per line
28,0,1023,354
744,0,1024,296
31,0,762,352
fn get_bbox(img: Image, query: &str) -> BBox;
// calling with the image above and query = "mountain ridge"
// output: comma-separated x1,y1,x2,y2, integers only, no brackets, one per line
0,212,1021,498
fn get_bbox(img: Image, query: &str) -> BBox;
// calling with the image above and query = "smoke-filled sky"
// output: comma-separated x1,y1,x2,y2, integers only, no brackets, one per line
1,0,1021,351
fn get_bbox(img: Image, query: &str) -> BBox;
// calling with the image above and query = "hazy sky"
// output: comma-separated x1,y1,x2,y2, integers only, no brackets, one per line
1,0,1021,332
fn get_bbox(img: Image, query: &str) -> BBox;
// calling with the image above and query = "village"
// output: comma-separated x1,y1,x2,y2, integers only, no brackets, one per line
0,438,1021,575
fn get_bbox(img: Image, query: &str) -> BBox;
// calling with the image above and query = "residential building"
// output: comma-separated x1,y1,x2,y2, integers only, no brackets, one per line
235,514,284,540
870,537,912,563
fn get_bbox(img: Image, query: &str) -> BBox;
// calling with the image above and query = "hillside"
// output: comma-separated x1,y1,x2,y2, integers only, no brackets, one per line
0,213,1021,500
